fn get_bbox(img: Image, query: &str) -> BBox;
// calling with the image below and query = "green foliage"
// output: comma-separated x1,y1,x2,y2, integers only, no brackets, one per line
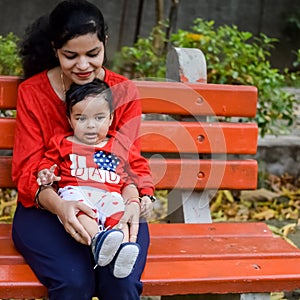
112,25,167,80
293,49,300,69
114,19,298,137
0,32,22,76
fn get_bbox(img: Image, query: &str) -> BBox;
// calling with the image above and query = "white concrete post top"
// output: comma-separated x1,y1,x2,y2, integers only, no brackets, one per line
166,47,207,83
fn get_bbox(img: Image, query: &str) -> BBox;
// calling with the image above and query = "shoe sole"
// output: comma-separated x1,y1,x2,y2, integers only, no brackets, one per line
113,243,140,278
96,230,124,266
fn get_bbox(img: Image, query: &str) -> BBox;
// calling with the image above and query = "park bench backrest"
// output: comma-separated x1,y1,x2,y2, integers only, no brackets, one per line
0,75,258,213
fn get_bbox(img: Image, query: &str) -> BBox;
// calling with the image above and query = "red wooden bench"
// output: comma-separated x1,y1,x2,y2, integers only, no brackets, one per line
1,70,300,300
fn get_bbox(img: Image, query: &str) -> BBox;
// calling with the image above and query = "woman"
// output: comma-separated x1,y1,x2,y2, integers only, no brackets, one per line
12,1,155,299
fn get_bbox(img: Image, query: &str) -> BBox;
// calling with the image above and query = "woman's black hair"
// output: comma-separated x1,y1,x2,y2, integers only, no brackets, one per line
20,0,108,79
65,78,113,118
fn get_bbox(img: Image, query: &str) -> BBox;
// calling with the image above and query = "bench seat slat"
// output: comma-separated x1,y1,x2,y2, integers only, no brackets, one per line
0,222,271,239
142,257,300,296
0,265,47,299
0,239,25,264
2,234,300,265
135,81,258,117
2,258,300,298
148,222,273,238
147,236,300,261
2,259,300,297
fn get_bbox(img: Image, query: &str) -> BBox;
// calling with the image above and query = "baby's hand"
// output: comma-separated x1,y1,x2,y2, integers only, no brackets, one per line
37,164,61,186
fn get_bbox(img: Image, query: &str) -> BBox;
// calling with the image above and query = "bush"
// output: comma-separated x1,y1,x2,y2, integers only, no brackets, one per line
114,19,298,137
113,25,167,80
0,32,22,76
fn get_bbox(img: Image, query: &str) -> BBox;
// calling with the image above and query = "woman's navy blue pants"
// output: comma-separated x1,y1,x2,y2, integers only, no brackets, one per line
12,203,150,300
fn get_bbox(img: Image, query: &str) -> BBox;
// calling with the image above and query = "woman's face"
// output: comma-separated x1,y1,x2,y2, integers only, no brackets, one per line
57,33,105,85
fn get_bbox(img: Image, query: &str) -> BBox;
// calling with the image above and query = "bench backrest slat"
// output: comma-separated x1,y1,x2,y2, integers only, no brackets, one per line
0,119,258,154
135,81,257,117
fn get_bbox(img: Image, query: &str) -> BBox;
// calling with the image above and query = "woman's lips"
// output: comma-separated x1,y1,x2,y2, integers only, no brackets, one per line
75,71,93,79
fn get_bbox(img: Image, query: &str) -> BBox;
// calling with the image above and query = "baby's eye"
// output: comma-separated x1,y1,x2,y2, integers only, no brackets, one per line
76,116,86,121
95,115,105,121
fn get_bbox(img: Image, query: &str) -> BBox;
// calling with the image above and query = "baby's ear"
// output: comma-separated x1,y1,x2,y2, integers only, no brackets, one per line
67,117,73,129
109,112,114,126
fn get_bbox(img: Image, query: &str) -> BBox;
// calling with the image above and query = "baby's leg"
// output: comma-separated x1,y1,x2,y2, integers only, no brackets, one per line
77,213,124,267
77,213,99,239
121,223,130,243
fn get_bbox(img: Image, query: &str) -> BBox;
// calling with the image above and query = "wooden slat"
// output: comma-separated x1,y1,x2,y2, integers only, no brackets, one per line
0,224,12,239
0,78,258,117
148,222,273,238
0,222,273,240
0,264,47,299
142,257,300,296
3,224,300,264
0,157,13,188
150,159,258,190
0,76,20,109
140,120,258,154
0,118,15,149
135,80,258,117
0,118,258,154
147,236,300,261
0,157,258,190
2,258,300,298
0,239,25,264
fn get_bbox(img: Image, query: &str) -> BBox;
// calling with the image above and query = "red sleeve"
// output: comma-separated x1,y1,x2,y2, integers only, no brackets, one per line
126,143,155,196
106,72,142,150
11,73,69,207
12,85,47,206
38,136,62,174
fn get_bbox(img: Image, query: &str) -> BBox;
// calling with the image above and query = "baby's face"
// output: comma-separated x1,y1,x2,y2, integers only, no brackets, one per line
69,95,112,145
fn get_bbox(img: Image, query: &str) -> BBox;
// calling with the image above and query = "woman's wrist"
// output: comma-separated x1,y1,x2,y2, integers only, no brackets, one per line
35,185,54,209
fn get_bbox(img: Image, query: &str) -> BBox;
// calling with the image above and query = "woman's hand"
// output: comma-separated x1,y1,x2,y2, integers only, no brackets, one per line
140,195,154,219
57,200,96,245
37,187,96,245
117,201,140,243
37,164,61,186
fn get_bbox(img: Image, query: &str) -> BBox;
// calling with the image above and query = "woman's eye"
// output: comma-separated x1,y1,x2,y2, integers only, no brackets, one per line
88,52,100,58
65,55,77,60
95,116,104,121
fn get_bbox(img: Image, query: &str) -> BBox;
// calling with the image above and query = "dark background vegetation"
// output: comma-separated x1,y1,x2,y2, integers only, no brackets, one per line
0,0,300,70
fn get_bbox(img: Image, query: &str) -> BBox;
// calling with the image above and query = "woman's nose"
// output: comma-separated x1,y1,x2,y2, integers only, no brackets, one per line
76,57,89,70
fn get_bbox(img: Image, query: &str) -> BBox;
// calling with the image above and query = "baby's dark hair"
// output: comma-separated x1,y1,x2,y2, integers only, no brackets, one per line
65,79,113,118
20,0,108,79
